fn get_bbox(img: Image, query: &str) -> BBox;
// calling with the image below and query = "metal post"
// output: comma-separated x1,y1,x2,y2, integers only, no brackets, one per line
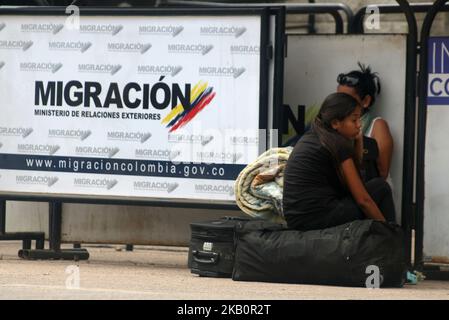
395,0,418,270
0,199,5,235
49,201,62,251
22,240,31,250
272,6,286,148
308,0,317,34
36,238,45,250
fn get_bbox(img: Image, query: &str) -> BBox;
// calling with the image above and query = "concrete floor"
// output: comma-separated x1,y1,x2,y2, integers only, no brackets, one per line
1,241,449,300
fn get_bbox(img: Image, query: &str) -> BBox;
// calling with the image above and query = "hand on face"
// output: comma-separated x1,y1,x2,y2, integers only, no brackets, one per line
332,106,362,140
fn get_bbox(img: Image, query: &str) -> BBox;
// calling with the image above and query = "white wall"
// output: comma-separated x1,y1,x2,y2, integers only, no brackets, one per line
5,201,49,235
5,201,243,245
424,107,449,259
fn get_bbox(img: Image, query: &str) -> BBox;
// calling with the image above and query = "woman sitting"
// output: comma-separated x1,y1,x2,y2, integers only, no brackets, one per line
283,92,396,231
337,63,393,181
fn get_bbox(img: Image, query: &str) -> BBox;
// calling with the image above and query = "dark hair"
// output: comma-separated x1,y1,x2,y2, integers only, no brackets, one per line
337,62,381,108
312,92,360,185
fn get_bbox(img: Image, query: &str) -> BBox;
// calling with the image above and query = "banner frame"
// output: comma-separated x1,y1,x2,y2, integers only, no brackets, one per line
0,6,275,210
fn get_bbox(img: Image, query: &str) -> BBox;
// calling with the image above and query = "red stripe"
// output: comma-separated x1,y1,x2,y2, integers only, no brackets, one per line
169,92,216,132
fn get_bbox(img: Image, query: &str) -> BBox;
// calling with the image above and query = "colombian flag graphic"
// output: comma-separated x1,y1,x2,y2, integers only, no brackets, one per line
161,80,216,132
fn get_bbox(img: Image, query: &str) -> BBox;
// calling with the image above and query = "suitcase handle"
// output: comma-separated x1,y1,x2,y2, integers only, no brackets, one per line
192,250,219,264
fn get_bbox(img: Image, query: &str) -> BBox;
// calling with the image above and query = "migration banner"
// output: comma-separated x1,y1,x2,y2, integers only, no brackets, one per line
0,12,265,203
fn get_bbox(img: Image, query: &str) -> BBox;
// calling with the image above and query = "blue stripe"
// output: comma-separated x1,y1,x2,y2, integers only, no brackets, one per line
428,37,449,74
0,153,245,180
427,97,449,105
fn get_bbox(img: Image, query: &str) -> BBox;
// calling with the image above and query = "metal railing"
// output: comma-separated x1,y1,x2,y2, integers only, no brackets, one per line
160,1,354,34
353,2,449,34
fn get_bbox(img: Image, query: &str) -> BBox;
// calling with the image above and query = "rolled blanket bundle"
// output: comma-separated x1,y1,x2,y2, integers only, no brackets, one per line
234,147,292,224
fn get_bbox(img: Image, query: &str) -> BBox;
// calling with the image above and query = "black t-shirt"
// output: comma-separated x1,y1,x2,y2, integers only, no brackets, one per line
283,129,354,217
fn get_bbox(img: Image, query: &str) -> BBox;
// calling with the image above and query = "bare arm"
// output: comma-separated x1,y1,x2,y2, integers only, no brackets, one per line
371,119,393,179
340,158,386,221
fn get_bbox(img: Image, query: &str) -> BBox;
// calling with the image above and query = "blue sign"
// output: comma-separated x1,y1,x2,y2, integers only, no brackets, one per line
428,37,449,105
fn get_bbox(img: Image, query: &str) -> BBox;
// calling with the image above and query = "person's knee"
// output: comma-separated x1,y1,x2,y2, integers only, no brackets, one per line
366,177,387,187
366,177,392,196
366,178,396,222
285,214,302,230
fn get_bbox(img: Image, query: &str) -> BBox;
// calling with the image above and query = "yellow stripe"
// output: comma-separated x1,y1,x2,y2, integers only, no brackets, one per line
161,104,184,125
161,81,202,124
161,81,208,124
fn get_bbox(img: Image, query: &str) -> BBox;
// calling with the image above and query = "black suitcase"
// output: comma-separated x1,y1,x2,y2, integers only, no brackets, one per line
232,219,407,287
187,216,250,278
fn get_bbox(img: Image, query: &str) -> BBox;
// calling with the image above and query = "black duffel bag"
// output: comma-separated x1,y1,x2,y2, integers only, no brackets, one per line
232,219,407,287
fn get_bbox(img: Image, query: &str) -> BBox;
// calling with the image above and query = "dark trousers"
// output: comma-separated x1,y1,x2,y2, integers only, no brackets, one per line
286,178,397,231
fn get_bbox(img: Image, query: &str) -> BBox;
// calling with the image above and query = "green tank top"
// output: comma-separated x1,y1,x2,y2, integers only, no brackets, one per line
361,112,375,136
